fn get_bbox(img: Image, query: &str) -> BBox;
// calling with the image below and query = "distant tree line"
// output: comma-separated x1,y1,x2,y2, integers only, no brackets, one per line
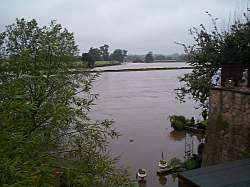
126,52,186,63
82,45,127,68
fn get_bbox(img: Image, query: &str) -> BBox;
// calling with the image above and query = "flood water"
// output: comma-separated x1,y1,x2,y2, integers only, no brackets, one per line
94,62,191,71
91,63,202,187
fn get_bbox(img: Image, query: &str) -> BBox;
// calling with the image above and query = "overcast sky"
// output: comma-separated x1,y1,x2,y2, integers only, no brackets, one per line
0,0,249,54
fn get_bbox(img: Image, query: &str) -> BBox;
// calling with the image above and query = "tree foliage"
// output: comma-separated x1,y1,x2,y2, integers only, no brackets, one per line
88,47,102,61
81,47,102,68
176,10,250,108
82,45,111,68
144,52,154,63
0,18,129,186
100,44,110,61
110,49,127,62
82,52,95,68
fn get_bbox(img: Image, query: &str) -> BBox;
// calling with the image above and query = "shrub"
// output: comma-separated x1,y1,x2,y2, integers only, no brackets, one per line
169,115,187,130
185,159,199,170
169,158,182,167
176,10,250,109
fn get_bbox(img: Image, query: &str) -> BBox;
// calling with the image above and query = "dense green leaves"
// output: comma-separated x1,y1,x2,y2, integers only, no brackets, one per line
176,10,250,108
144,52,154,63
100,44,110,61
0,19,129,186
110,49,127,63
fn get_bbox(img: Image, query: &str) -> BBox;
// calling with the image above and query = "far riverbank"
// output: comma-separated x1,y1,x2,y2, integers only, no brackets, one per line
71,62,191,73
76,66,193,73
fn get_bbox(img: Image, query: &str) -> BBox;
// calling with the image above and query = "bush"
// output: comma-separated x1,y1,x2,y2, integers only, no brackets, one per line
185,159,200,170
196,120,208,130
169,115,187,130
169,158,182,167
176,10,250,109
0,19,129,186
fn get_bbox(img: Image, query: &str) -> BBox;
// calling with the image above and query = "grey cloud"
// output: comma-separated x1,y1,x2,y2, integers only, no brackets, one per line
0,0,249,54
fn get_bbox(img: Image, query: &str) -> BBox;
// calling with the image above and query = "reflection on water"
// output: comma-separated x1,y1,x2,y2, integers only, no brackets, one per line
158,175,167,186
169,130,205,143
169,130,186,141
171,174,178,183
91,65,202,187
188,132,206,143
138,180,147,187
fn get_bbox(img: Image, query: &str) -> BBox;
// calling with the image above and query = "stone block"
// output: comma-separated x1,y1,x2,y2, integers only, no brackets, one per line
203,88,250,166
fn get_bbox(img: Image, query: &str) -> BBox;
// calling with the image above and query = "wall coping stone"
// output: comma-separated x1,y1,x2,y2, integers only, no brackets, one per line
211,86,250,95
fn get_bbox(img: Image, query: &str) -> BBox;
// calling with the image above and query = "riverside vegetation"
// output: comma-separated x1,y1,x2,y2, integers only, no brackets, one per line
0,19,131,186
175,10,250,109
168,10,250,175
169,110,207,132
1,9,250,187
82,45,127,68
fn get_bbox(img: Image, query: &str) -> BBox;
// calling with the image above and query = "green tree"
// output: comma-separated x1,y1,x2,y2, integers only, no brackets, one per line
154,54,166,60
89,47,102,60
166,56,173,60
110,49,127,62
145,52,154,63
0,18,129,186
82,52,95,68
176,10,250,108
100,44,110,61
85,47,102,68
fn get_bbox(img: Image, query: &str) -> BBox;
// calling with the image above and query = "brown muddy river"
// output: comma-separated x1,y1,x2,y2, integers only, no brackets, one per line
91,63,202,187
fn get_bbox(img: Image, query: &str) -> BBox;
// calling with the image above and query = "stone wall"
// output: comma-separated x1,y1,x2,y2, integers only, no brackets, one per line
202,87,250,167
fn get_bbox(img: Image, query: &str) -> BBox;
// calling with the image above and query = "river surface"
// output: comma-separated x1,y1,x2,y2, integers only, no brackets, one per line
91,62,202,187
94,62,191,71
